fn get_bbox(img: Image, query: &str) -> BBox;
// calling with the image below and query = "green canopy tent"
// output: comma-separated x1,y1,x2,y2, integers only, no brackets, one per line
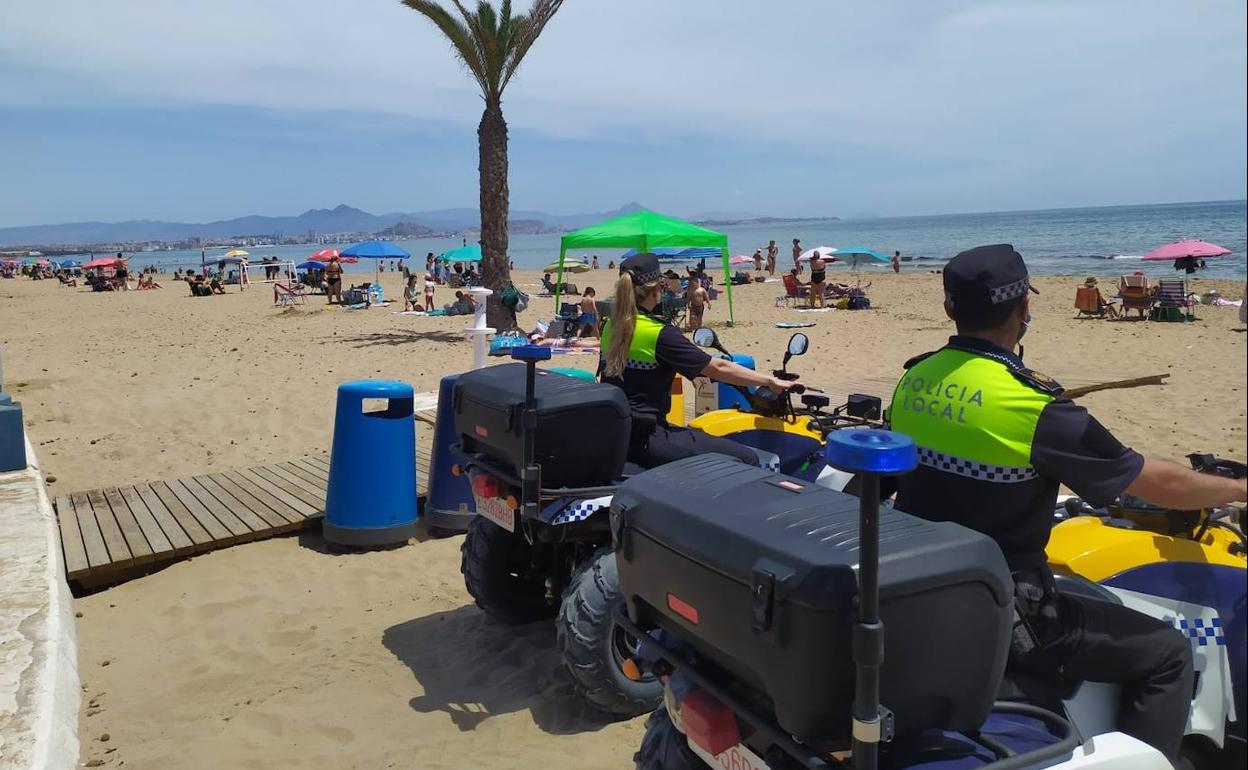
554,210,736,325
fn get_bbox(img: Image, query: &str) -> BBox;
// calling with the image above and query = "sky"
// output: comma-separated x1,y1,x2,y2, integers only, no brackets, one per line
0,0,1245,228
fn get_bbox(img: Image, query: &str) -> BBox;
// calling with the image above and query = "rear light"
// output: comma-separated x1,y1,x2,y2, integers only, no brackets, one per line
667,592,699,625
471,473,501,499
682,687,740,757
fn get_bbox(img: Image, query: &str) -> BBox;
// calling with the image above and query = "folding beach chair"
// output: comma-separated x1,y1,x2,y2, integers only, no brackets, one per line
273,282,307,306
1117,274,1155,320
1074,285,1116,318
775,273,808,307
660,294,688,326
1154,278,1196,321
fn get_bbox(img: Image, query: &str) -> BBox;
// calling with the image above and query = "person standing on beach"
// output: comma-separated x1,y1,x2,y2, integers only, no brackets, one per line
892,250,901,274
686,279,710,331
808,251,827,308
423,271,435,311
592,255,600,270
324,255,344,304
113,253,129,290
753,248,763,272
792,238,803,275
766,240,778,275
886,244,1247,764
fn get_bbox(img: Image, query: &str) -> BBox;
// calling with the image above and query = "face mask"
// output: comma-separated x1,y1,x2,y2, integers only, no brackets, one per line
1018,310,1032,343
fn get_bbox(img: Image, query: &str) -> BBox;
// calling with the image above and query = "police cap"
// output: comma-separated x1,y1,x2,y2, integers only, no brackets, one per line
943,244,1039,312
620,253,662,285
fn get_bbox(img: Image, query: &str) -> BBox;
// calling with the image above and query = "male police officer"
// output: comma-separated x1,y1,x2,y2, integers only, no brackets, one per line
888,244,1247,762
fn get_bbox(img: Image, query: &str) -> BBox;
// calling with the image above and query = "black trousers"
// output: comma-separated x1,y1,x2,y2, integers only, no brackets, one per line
630,424,761,469
1013,570,1193,761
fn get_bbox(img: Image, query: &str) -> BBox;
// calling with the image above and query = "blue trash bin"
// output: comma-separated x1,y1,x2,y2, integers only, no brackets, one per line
423,374,476,534
324,380,419,546
0,391,25,473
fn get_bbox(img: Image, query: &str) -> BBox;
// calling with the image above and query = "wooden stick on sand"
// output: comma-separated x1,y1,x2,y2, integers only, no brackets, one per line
1065,373,1170,399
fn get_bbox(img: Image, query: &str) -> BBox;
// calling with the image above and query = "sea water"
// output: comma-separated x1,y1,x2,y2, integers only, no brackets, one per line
113,200,1246,280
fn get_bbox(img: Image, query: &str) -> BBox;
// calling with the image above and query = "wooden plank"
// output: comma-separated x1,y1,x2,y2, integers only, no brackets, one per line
139,482,210,549
192,474,276,533
127,485,193,555
217,472,306,525
157,480,234,543
54,496,90,578
112,486,173,559
249,465,325,509
267,463,329,498
84,489,135,567
207,473,302,531
101,487,155,563
278,461,329,488
177,476,255,539
233,469,320,517
69,493,110,570
289,458,329,481
303,455,330,472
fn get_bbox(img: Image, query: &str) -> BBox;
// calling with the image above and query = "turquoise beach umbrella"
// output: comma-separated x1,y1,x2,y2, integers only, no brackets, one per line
441,244,482,263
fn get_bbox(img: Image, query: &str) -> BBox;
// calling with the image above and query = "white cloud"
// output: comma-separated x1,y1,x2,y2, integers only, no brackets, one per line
1,0,1244,213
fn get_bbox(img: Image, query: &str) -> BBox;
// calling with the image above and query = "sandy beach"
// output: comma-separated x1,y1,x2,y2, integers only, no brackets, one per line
1,267,1245,769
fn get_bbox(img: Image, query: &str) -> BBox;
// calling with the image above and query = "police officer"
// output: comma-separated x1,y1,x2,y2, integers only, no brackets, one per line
601,253,798,468
888,244,1247,763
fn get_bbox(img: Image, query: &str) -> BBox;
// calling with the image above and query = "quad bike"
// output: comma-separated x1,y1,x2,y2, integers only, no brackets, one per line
454,335,876,717
1047,454,1246,770
616,431,1180,770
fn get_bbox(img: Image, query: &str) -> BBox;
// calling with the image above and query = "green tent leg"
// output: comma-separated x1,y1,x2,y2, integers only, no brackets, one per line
721,246,735,326
553,244,567,312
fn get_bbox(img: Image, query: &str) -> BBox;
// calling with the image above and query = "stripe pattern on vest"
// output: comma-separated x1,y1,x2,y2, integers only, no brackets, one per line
917,446,1037,483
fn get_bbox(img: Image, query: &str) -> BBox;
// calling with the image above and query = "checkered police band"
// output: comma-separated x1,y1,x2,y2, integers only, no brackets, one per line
916,446,1038,483
625,358,660,370
989,277,1031,305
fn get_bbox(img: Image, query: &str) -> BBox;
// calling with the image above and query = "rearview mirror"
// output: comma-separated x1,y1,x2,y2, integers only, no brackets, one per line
787,333,809,357
692,327,718,348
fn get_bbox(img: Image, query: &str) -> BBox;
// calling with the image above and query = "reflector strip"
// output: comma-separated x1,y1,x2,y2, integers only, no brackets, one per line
668,593,700,624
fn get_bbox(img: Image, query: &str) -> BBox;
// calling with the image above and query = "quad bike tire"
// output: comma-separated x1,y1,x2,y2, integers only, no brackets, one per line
634,704,706,770
460,515,557,625
558,548,664,716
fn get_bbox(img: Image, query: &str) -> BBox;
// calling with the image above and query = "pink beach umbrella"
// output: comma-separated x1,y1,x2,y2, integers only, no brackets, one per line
729,254,755,266
309,248,358,264
1141,239,1231,261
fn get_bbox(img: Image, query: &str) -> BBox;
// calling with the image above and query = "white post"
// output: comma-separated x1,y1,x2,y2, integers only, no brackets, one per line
464,287,496,370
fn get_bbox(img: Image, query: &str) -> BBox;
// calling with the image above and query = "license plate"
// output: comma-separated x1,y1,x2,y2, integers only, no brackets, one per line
688,739,771,770
474,492,515,532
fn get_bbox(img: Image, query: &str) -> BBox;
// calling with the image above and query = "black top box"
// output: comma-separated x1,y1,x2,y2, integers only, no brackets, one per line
613,454,1013,744
453,363,631,489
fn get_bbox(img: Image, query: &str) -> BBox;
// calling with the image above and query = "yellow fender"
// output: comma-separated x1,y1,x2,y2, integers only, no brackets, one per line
690,408,823,442
1047,516,1245,583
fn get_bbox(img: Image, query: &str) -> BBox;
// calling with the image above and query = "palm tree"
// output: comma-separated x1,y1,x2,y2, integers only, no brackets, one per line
401,0,564,329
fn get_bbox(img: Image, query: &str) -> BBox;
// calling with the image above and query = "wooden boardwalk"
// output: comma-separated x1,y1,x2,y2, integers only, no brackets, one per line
54,447,432,584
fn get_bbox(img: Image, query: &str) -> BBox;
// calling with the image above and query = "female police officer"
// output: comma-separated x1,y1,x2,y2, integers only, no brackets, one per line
600,253,799,468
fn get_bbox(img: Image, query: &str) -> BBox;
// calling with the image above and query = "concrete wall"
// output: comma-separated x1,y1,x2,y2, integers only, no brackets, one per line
0,434,80,769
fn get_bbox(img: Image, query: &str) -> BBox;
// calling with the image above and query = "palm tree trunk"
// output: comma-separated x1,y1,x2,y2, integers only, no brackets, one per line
478,100,515,331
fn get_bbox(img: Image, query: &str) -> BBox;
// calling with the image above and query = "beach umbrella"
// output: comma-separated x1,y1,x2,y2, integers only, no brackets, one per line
729,254,755,266
440,244,482,263
342,239,412,283
832,247,888,269
59,259,81,268
798,246,839,262
82,256,125,270
223,249,249,259
544,260,589,273
296,261,323,271
1141,239,1231,261
309,248,340,260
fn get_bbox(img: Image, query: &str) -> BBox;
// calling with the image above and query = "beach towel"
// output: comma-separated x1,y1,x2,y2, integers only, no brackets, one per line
776,322,816,328
794,307,832,313
393,310,428,316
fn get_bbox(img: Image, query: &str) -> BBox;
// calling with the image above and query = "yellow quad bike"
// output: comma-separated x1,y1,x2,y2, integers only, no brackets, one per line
687,327,884,494
1047,454,1247,770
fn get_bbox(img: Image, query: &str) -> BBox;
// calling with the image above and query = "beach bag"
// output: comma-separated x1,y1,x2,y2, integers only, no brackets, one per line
500,282,523,311
489,334,528,356
848,294,871,310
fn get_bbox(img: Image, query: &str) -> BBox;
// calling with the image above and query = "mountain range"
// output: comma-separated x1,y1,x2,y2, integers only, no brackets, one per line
0,202,668,246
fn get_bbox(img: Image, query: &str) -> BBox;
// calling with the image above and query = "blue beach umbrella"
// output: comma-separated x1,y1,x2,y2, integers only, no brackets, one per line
342,240,412,283
440,244,482,263
296,261,323,271
834,246,888,270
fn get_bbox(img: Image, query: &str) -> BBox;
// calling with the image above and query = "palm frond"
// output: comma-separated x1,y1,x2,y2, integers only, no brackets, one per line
400,0,489,96
501,0,564,92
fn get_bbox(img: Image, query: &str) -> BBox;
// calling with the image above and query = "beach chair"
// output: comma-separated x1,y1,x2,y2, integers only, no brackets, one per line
1154,278,1195,321
776,273,808,307
1074,285,1114,319
659,294,687,326
1118,274,1155,320
273,282,307,307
